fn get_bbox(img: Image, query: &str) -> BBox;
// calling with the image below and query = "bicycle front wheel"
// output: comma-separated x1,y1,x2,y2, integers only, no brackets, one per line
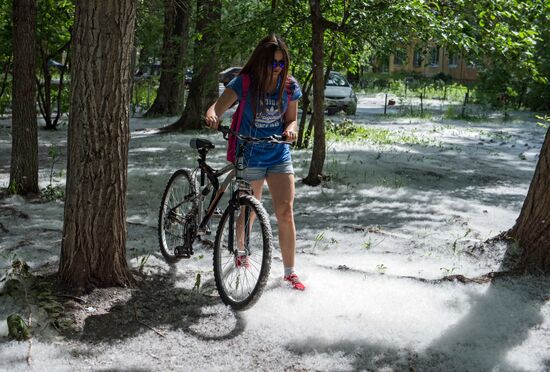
213,195,273,310
158,169,198,263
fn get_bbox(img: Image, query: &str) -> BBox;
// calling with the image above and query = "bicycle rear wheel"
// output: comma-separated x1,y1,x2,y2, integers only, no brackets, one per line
158,169,198,263
213,195,272,310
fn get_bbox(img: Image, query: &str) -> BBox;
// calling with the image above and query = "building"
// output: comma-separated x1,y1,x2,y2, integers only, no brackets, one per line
378,45,479,82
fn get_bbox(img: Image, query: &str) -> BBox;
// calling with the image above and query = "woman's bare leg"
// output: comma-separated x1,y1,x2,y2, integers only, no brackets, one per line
266,173,296,268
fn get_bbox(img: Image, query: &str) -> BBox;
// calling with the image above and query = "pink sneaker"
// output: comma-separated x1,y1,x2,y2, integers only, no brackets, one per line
284,274,305,291
235,255,250,269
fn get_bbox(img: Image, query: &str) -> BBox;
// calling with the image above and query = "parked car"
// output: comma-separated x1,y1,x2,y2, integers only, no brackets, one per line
219,66,242,86
324,71,357,115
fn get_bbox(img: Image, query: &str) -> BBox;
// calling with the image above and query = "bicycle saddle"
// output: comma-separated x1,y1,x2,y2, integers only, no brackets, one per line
190,138,215,151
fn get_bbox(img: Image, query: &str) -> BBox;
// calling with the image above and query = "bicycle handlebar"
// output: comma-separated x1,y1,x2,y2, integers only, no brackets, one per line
217,125,292,144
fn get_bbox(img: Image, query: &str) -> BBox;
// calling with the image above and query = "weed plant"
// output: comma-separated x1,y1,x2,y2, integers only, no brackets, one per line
536,115,550,129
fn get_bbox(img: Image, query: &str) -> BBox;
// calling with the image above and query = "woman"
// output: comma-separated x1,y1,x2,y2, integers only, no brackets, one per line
204,34,305,291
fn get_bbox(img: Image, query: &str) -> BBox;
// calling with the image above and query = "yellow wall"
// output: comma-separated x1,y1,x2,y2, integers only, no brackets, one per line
388,46,478,82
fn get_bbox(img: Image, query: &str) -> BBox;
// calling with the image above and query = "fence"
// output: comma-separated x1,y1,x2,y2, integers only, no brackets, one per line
356,85,525,119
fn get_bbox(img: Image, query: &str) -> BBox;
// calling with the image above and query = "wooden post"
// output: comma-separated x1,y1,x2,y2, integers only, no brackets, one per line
384,93,387,115
461,87,469,118
420,93,423,116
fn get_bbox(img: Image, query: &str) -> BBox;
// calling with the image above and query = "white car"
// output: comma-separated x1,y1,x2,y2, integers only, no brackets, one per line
324,71,357,115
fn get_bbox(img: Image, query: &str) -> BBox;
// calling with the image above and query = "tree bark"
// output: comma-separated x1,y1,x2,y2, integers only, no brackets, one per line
509,127,550,273
303,0,325,186
145,0,191,117
10,0,38,195
166,0,220,131
59,0,137,292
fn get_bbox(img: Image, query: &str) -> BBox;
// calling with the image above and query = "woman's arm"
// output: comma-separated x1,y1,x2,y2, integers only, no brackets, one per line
204,88,238,129
282,100,299,142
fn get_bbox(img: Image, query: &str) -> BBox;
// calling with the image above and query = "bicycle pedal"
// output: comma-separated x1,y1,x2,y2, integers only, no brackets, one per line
198,226,212,236
175,246,193,258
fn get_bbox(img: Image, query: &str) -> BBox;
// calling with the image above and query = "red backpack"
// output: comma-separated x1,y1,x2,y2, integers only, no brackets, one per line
226,74,293,163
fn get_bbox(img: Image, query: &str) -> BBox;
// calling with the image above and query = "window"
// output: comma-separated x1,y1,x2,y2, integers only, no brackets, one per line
448,53,459,68
393,50,407,66
413,49,423,67
381,57,389,73
429,46,440,67
466,59,478,69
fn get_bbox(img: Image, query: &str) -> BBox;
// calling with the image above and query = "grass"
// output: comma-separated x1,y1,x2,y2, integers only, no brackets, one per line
326,119,435,146
377,175,405,188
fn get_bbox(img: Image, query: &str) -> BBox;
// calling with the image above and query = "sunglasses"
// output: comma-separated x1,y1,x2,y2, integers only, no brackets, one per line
271,60,285,69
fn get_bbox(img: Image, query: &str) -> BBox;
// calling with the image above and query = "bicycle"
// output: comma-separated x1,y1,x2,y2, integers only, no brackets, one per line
158,125,290,310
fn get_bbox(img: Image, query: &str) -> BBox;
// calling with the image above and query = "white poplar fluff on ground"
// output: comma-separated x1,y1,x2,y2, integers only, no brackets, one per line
0,95,549,371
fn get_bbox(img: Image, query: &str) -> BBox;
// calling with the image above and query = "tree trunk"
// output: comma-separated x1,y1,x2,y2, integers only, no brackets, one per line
36,42,70,130
0,56,12,101
167,0,220,131
10,0,38,195
59,0,137,293
145,0,191,117
304,113,315,149
36,49,53,129
509,127,550,273
303,0,325,186
296,71,312,149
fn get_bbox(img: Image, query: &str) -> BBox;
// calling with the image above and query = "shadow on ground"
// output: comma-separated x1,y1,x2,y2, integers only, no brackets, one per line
66,265,245,344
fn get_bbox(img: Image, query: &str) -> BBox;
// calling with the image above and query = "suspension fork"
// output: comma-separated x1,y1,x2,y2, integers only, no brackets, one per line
227,188,252,256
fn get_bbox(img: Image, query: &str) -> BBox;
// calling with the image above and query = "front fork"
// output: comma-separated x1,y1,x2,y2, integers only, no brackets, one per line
227,179,253,257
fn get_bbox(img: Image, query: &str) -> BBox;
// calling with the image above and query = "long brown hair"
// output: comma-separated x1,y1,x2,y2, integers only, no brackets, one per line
240,34,290,119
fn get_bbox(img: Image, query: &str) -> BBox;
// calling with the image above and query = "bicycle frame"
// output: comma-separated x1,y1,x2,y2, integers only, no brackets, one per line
194,141,251,235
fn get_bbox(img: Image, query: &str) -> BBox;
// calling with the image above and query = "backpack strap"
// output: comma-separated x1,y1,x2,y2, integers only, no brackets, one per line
226,74,250,163
283,76,293,126
285,76,292,105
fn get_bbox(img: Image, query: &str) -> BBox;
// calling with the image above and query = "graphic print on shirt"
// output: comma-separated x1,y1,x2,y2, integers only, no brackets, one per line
225,74,303,167
255,98,282,128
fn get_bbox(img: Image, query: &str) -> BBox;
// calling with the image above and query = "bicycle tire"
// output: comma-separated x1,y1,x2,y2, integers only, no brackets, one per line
213,195,273,310
158,169,198,263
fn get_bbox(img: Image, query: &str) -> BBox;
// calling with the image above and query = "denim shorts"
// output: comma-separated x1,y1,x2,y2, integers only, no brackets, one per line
241,161,294,182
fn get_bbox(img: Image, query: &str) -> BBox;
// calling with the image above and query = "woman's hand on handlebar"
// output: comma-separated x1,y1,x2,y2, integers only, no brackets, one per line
204,108,220,129
282,128,297,142
204,88,238,130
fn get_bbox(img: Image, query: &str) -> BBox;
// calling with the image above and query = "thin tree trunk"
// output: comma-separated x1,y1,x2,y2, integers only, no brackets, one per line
0,56,12,101
296,70,312,149
36,47,53,129
52,51,70,128
509,127,550,273
304,113,315,148
166,0,220,131
303,0,325,186
36,42,71,130
145,0,191,117
10,0,38,195
59,0,136,293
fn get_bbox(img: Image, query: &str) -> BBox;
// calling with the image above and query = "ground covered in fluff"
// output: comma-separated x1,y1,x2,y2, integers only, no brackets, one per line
1,96,549,371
